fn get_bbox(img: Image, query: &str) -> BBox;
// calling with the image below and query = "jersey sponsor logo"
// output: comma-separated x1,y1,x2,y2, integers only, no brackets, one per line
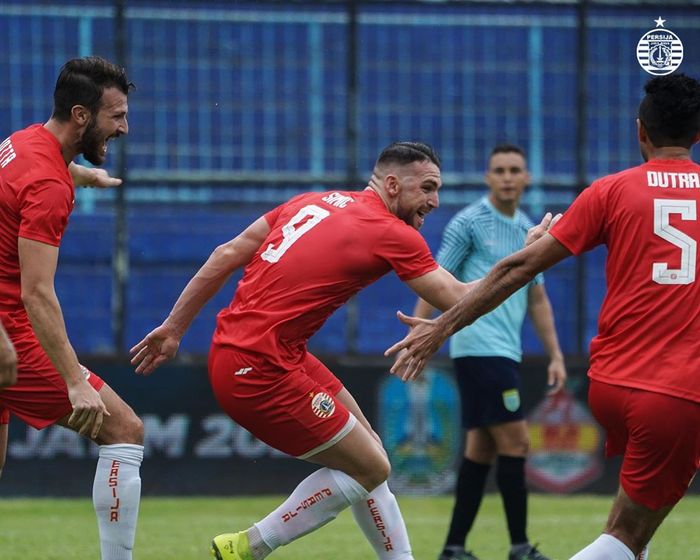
637,18,683,76
377,368,461,494
321,192,355,208
0,137,17,168
526,389,603,493
647,171,700,189
310,392,335,418
502,388,521,412
233,367,252,376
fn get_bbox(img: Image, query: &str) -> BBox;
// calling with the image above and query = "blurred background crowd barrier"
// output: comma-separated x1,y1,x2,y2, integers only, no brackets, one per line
1,0,699,496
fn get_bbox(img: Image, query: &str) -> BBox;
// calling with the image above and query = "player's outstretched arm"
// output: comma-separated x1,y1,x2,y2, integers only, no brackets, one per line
390,267,480,381
68,162,122,188
130,216,271,375
387,234,571,380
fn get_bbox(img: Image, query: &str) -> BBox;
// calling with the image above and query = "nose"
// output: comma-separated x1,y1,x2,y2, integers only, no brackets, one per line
429,191,439,209
119,116,129,136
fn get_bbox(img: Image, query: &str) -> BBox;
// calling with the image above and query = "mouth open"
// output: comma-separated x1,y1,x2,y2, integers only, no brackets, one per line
101,136,115,157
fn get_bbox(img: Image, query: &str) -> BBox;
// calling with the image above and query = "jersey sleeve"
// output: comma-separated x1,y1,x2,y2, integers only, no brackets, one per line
18,178,73,247
436,212,472,275
263,203,285,228
376,222,438,281
550,179,607,255
263,193,313,228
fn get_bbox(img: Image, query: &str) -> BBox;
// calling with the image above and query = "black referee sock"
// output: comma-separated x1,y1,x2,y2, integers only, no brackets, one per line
444,457,491,549
496,454,528,545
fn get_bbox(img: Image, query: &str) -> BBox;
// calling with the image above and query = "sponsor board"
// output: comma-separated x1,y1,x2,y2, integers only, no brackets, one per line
378,368,461,494
526,390,603,493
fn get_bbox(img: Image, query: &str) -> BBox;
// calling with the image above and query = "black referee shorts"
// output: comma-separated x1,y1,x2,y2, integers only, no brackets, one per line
454,356,524,430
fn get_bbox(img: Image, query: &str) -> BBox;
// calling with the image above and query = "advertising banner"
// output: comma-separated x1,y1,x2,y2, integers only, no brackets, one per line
1,356,688,497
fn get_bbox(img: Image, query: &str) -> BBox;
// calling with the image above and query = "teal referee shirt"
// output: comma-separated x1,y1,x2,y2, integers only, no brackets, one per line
437,196,544,362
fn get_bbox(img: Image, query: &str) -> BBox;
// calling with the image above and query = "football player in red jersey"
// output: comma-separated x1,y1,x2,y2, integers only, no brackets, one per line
0,57,144,560
387,74,700,560
132,142,555,560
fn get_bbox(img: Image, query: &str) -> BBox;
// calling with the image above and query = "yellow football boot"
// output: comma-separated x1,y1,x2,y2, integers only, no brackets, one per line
210,531,254,560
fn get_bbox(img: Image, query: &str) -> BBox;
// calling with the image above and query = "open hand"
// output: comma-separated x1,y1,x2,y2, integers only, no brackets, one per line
130,324,181,375
525,212,563,247
385,311,446,381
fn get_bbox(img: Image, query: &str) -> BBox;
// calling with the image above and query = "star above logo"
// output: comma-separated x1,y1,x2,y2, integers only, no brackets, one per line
654,17,666,27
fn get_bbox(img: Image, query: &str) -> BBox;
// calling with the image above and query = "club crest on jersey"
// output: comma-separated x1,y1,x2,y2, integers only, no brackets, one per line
311,392,335,418
502,389,521,412
637,18,683,76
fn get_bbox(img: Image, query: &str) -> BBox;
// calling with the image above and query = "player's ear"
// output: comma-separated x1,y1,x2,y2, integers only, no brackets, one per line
71,104,91,126
636,118,647,143
385,173,399,195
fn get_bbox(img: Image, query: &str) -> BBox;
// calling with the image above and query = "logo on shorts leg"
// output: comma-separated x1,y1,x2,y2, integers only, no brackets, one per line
310,392,336,418
502,389,521,412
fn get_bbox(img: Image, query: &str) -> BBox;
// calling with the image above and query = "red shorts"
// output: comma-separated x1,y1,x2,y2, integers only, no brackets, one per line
208,344,353,458
0,311,105,430
589,379,700,510
0,406,9,425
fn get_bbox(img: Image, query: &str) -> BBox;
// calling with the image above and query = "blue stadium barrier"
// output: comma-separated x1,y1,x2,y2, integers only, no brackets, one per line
7,1,695,356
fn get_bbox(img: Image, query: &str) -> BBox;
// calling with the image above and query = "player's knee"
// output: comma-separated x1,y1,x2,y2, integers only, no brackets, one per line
365,453,391,490
126,414,145,444
110,412,144,445
498,436,529,456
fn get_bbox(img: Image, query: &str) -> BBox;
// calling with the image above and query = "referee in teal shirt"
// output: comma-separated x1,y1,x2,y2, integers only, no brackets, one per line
414,144,567,560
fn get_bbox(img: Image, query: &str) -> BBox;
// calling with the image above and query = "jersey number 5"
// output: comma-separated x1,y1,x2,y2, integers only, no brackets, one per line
653,198,696,285
261,204,330,263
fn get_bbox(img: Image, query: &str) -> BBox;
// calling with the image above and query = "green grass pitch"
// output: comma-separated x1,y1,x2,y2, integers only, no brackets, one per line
1,494,698,559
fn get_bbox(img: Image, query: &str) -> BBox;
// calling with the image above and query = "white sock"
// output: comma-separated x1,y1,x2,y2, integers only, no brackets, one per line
570,534,635,560
93,444,143,560
351,481,413,559
254,467,368,552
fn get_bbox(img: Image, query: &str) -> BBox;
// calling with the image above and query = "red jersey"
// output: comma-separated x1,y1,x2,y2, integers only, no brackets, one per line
0,124,74,311
550,159,700,403
213,189,438,369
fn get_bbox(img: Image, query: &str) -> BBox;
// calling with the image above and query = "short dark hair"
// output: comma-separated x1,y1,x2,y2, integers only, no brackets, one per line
376,141,441,168
489,143,526,161
52,56,134,121
638,73,700,148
